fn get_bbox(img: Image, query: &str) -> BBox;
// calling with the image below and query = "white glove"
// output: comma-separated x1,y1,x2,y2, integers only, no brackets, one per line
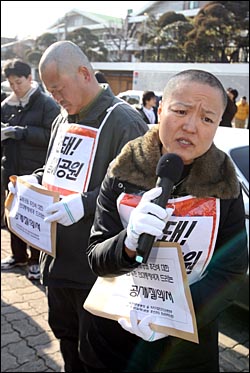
124,187,174,250
44,193,84,226
8,174,38,195
118,310,168,342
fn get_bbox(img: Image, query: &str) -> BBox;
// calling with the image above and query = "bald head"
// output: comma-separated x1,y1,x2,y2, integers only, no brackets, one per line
39,41,93,77
38,41,101,115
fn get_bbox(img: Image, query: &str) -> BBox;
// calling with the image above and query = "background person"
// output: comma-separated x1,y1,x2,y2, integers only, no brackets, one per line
1,59,60,280
233,96,249,128
135,90,158,125
1,91,7,228
219,87,238,127
83,70,248,372
94,70,108,83
7,41,148,372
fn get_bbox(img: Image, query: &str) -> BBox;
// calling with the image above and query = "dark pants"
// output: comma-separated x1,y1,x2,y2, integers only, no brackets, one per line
10,232,40,265
47,286,96,373
1,186,6,227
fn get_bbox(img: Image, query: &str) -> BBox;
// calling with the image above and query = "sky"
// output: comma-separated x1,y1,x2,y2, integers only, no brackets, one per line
1,1,149,40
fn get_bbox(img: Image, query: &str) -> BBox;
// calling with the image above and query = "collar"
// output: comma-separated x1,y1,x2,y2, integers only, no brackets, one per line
110,124,240,199
5,81,39,107
67,84,113,124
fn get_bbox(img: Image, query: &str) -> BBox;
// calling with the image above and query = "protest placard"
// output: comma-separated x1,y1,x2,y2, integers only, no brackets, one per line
84,242,198,343
5,176,60,257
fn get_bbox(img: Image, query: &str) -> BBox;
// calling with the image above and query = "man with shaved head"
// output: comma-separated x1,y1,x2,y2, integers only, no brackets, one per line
8,41,148,371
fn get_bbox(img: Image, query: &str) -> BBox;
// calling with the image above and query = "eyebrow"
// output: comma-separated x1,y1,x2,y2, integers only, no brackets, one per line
172,101,217,116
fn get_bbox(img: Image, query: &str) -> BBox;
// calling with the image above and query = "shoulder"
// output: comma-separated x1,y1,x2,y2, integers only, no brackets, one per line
37,92,60,112
39,91,56,104
109,99,148,131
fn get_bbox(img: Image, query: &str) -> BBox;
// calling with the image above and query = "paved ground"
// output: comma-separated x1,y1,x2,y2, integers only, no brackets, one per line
1,227,249,372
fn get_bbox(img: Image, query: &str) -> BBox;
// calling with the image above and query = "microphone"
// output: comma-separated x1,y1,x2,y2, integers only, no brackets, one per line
135,153,184,264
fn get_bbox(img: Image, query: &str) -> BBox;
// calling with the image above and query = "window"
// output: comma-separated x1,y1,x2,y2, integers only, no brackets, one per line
189,1,199,9
230,146,249,182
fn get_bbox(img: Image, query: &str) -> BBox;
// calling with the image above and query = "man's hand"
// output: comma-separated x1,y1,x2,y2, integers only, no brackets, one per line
7,126,26,140
118,310,168,342
44,193,84,226
8,174,38,195
124,187,174,251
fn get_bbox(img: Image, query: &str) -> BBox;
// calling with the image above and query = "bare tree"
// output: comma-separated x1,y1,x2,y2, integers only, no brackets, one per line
103,16,138,61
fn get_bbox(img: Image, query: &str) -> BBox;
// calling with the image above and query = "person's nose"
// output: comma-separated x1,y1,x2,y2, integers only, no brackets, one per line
182,113,198,132
52,91,62,103
11,83,18,92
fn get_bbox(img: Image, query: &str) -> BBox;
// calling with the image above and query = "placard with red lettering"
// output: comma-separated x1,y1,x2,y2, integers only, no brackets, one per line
117,193,219,285
42,123,100,196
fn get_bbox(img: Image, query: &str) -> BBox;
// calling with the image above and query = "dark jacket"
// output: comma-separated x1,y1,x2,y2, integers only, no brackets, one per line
34,84,148,288
85,125,248,372
1,86,60,188
135,104,158,125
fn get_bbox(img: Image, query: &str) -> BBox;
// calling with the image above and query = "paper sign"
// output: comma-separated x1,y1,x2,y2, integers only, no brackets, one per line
84,242,198,343
5,176,60,257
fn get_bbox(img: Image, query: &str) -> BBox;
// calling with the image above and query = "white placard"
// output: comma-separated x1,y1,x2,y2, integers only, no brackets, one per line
5,176,60,257
84,242,198,343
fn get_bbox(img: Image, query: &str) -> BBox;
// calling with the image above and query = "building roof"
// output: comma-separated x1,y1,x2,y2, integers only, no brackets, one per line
49,8,122,29
132,1,159,16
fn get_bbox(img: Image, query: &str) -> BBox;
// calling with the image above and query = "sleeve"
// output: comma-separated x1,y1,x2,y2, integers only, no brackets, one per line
87,173,140,277
24,96,60,147
190,189,248,329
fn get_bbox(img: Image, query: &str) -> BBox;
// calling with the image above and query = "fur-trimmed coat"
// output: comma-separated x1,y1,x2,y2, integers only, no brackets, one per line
85,125,248,372
110,124,240,199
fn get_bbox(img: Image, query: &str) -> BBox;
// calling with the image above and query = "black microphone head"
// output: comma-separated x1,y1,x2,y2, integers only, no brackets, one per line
156,153,184,183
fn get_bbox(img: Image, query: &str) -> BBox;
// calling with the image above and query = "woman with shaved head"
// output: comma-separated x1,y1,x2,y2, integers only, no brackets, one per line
83,69,248,372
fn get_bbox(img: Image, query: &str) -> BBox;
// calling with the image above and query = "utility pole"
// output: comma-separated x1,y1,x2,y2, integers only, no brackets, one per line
142,13,148,62
64,15,68,40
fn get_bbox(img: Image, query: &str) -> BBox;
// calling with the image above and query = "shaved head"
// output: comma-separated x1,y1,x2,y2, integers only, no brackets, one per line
39,40,93,77
163,69,227,111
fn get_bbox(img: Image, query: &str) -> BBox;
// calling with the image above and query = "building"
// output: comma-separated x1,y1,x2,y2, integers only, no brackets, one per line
1,2,213,63
132,1,211,18
47,9,122,41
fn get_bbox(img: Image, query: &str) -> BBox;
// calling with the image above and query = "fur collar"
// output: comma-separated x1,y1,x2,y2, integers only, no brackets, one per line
110,125,240,199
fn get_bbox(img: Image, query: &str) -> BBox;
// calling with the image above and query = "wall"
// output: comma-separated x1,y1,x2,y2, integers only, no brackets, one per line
99,70,133,95
93,62,249,99
132,63,249,100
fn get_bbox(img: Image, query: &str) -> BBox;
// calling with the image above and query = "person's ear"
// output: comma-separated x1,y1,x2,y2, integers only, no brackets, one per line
158,100,163,119
78,66,91,81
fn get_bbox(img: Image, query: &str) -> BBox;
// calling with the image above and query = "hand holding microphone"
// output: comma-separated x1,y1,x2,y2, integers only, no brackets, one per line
125,187,174,251
135,153,184,263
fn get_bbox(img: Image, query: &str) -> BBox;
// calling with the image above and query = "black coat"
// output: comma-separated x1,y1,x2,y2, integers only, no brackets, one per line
85,125,248,372
1,86,60,188
135,104,158,124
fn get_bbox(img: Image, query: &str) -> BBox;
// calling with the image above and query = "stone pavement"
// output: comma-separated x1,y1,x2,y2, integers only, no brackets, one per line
1,228,249,372
1,228,64,372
